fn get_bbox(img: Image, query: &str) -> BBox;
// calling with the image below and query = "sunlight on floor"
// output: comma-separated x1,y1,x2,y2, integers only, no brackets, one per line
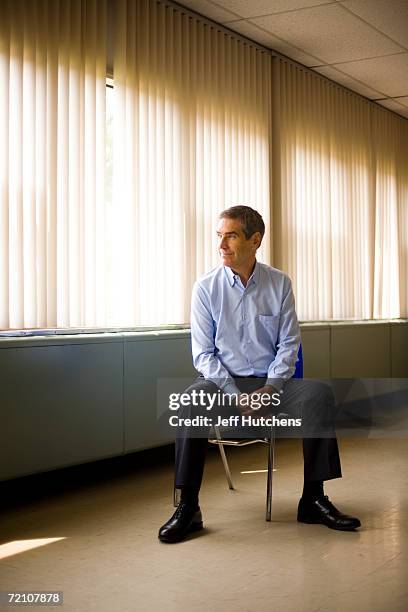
0,538,66,560
240,469,277,474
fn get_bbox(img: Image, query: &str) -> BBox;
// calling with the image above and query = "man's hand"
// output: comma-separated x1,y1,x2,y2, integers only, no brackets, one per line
235,385,280,417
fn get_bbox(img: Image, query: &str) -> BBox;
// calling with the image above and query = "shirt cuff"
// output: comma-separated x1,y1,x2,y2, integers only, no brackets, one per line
221,380,242,397
266,377,285,393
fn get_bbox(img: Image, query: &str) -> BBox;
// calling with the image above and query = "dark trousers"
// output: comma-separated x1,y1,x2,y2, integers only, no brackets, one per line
175,377,342,490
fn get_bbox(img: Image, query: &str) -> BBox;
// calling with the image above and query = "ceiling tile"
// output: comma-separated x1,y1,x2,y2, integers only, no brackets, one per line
212,0,333,19
335,53,408,97
314,65,385,99
339,0,408,49
250,3,404,64
396,96,408,107
226,19,322,65
175,0,240,23
376,98,408,118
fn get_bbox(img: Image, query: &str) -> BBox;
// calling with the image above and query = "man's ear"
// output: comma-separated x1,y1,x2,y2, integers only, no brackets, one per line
252,231,262,250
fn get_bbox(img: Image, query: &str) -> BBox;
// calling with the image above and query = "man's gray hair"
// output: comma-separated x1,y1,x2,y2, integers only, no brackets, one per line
219,205,265,240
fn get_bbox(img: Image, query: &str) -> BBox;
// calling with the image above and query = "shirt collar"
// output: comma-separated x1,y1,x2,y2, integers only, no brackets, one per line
224,265,236,286
224,261,259,287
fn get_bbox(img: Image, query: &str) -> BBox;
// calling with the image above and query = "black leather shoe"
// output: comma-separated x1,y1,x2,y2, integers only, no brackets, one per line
297,495,361,531
158,503,203,543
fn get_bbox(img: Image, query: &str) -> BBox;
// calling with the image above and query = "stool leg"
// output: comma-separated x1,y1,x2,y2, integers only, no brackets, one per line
266,427,276,521
173,484,180,507
215,426,234,490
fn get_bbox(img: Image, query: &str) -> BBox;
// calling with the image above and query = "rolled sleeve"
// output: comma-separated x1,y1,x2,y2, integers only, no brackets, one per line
266,276,300,389
191,282,239,393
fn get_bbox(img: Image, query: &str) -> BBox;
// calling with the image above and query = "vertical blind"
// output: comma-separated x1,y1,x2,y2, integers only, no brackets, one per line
371,104,408,319
273,58,408,320
110,0,271,326
0,0,407,330
0,0,107,329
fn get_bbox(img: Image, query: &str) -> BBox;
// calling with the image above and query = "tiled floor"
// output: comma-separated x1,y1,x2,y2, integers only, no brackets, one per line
1,438,407,611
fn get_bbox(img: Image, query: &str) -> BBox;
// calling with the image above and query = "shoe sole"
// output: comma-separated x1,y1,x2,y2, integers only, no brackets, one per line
158,521,204,543
297,516,361,531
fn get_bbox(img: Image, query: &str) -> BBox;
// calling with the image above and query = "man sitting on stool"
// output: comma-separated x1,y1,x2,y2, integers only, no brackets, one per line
159,205,361,543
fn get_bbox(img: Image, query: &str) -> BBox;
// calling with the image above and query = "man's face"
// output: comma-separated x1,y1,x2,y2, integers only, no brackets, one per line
217,217,261,271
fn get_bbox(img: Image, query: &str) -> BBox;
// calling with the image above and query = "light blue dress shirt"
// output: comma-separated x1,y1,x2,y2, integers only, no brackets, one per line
190,261,301,395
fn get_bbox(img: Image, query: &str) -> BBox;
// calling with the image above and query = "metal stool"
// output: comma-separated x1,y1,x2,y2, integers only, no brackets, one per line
209,423,276,521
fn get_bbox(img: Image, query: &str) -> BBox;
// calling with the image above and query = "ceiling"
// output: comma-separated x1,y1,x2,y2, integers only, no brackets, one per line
175,0,408,119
